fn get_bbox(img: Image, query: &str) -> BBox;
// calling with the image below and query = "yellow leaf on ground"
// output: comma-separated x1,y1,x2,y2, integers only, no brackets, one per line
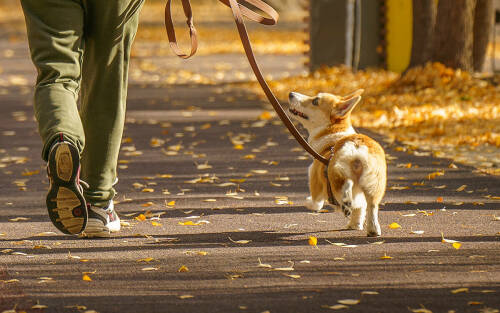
456,185,467,192
233,144,244,150
258,111,273,120
428,171,444,180
452,242,462,250
308,236,318,246
136,257,155,263
380,253,393,260
31,304,48,309
178,265,189,272
135,214,146,221
230,178,246,183
22,170,39,176
178,221,201,226
82,274,92,281
389,222,401,229
451,287,469,294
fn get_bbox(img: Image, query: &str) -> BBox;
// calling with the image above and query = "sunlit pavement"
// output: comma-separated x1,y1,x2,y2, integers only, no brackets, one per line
1,38,500,313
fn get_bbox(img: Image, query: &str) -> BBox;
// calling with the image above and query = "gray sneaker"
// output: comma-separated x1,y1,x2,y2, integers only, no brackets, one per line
83,200,120,237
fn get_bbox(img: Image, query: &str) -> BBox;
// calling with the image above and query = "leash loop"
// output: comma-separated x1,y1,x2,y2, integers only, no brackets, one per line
164,0,198,59
164,0,329,166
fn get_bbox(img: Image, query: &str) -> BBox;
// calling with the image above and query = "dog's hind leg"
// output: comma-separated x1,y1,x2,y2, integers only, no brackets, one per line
346,192,366,230
306,163,325,212
366,198,381,237
340,179,353,216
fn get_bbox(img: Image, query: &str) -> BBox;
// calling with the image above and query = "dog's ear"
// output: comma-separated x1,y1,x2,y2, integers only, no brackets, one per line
337,95,361,117
342,89,364,100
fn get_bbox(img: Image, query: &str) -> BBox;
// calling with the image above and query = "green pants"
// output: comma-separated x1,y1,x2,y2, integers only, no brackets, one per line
21,0,143,206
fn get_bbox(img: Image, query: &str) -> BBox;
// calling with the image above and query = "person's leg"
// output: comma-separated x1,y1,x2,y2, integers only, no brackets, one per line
21,0,88,234
79,0,143,205
20,0,86,160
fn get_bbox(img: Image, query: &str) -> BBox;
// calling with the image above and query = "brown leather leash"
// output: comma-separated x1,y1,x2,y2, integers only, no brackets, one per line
164,0,330,166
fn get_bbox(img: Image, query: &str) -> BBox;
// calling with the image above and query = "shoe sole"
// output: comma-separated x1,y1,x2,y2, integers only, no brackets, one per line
46,142,88,235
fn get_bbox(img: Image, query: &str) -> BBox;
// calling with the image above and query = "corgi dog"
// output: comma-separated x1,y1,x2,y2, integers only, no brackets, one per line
288,89,387,237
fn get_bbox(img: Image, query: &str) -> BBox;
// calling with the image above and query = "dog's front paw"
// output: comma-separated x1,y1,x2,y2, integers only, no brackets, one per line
306,196,324,212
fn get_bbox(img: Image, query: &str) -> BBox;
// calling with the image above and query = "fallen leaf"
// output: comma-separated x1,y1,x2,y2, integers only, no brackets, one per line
361,291,379,295
380,253,393,260
141,267,159,271
9,217,29,222
22,170,39,176
82,274,92,281
451,287,469,294
178,265,189,272
259,111,273,120
178,295,194,299
135,214,146,221
178,221,201,226
136,257,155,263
410,230,425,235
452,242,462,250
31,303,48,309
257,258,272,268
228,237,251,244
34,231,57,236
283,274,301,279
337,299,360,305
321,304,349,310
389,222,401,229
273,261,295,271
308,236,318,247
456,185,467,192
428,171,444,180
441,232,460,244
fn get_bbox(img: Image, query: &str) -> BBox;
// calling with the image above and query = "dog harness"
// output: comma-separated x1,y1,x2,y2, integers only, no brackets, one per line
324,147,340,207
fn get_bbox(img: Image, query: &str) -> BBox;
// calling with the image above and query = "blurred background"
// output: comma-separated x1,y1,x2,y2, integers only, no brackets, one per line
0,0,499,174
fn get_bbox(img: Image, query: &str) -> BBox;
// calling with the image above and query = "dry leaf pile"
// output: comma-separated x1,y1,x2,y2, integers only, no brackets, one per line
245,63,500,174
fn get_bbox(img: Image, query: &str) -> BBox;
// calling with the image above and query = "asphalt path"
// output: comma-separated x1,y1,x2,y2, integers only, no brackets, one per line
1,41,500,313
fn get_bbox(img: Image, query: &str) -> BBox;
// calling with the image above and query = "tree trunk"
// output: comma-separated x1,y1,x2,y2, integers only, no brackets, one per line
473,0,494,72
432,0,476,71
408,0,436,69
